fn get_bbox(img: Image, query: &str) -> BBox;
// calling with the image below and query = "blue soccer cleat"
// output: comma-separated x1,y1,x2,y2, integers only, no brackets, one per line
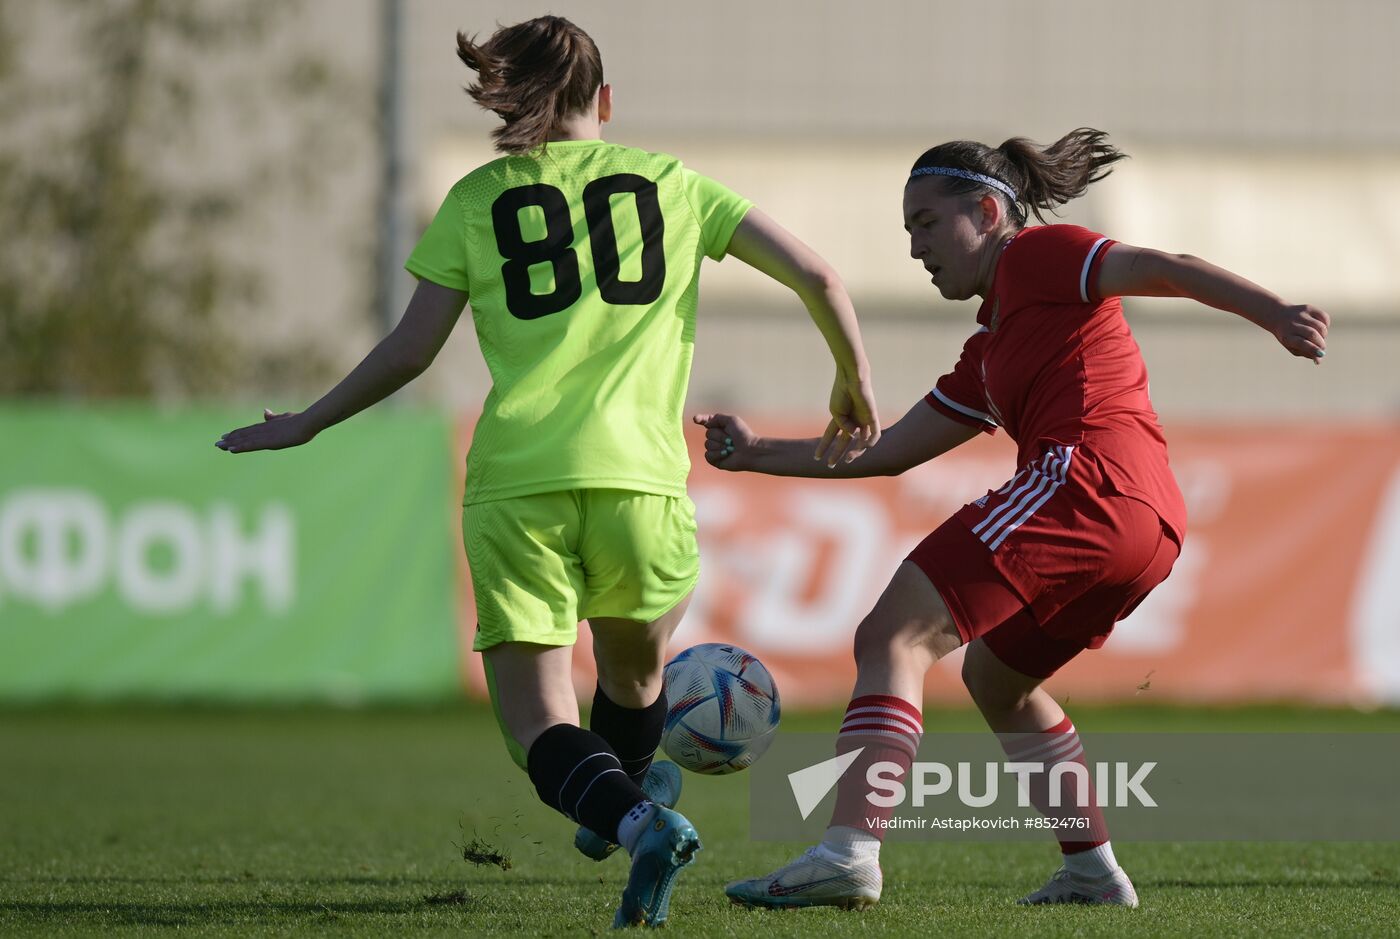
612,806,701,928
575,761,683,861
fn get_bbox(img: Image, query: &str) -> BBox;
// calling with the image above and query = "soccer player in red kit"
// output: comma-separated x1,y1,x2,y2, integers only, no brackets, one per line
697,128,1329,909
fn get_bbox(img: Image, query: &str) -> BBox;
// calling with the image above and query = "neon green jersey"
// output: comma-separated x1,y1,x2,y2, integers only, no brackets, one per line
406,139,752,505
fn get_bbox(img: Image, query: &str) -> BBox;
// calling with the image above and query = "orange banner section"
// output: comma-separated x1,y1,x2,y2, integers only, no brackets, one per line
457,420,1400,707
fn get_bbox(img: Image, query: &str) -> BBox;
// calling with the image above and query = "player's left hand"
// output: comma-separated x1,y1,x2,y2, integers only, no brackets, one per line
215,409,317,453
1267,303,1330,363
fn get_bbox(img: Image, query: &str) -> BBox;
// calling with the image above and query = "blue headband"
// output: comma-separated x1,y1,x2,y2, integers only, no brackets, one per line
908,166,1018,202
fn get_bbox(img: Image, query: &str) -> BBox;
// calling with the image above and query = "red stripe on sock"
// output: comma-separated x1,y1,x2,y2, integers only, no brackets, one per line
828,694,923,840
845,694,922,725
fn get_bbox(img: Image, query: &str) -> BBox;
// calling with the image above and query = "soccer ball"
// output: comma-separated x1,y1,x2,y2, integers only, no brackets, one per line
660,643,781,775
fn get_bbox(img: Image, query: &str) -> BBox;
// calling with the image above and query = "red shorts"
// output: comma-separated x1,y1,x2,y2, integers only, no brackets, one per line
907,444,1181,679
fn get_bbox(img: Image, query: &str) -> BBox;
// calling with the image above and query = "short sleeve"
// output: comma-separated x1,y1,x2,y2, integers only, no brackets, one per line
925,329,998,435
405,187,472,294
680,168,753,261
1000,225,1116,307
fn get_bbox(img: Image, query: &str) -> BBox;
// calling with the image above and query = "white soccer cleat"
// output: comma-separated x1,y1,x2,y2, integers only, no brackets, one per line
1018,866,1139,907
725,846,881,910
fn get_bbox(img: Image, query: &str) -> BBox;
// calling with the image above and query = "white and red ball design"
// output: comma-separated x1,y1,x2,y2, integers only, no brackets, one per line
660,643,781,775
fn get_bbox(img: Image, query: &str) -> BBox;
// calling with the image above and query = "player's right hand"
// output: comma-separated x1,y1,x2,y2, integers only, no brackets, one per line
692,413,757,471
215,409,317,453
823,372,881,467
1267,303,1330,363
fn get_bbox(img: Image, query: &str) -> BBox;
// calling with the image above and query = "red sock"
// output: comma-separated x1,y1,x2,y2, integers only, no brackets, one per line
999,715,1108,853
829,694,923,839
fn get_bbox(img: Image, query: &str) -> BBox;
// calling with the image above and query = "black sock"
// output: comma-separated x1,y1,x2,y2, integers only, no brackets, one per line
590,684,667,786
526,724,647,843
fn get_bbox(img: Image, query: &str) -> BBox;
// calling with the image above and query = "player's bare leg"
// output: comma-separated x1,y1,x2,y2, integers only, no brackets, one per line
483,642,579,755
960,639,1063,734
727,563,959,909
590,592,692,708
961,639,1138,907
849,561,963,699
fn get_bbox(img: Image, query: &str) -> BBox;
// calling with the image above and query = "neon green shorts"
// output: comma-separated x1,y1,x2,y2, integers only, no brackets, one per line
463,489,700,652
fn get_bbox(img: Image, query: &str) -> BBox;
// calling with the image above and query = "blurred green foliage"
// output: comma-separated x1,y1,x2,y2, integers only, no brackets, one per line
0,0,359,399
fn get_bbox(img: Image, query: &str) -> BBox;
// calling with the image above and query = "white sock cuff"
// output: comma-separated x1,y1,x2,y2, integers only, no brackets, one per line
1063,840,1118,877
616,800,657,855
821,825,882,861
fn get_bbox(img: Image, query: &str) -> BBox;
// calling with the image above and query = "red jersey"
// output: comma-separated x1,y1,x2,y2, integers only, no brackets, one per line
925,224,1187,542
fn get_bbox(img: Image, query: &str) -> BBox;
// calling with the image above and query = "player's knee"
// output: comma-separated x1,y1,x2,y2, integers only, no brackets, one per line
596,670,662,709
851,614,893,669
593,644,663,703
855,608,959,668
853,614,931,671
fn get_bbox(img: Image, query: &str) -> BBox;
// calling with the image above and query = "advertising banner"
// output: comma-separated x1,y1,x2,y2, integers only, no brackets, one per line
0,406,459,701
458,419,1400,707
7,408,1398,706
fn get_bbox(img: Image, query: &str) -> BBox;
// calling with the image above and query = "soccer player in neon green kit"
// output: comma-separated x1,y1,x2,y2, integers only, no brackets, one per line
216,15,880,929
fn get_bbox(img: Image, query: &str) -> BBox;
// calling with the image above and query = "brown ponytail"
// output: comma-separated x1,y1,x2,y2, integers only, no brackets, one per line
909,128,1127,227
456,16,604,155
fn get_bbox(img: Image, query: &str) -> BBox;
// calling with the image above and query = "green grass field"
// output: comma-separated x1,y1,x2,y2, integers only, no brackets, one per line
3,704,1399,936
